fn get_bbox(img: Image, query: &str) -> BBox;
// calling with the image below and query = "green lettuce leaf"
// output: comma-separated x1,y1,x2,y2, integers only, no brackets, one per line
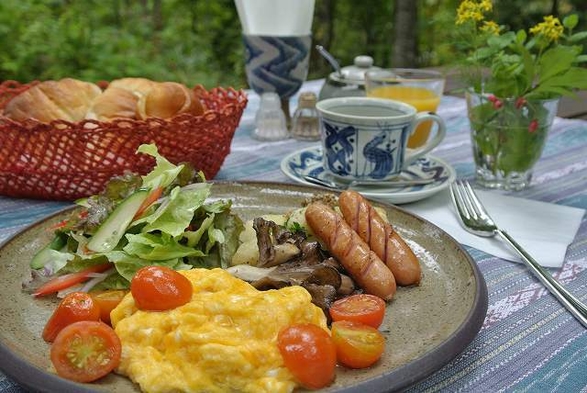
137,144,185,190
188,209,244,269
214,210,244,269
106,250,190,282
139,183,211,237
123,233,206,260
42,250,75,274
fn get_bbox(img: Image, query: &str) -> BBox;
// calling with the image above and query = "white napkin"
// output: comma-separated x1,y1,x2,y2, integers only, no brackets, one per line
404,188,585,268
235,0,315,35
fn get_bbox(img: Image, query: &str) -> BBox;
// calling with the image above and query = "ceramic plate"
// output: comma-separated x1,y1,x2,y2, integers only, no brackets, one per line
281,146,456,204
0,182,487,393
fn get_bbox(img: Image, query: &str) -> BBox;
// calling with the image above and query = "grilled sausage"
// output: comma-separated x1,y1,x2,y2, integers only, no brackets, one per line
339,190,421,286
305,202,396,300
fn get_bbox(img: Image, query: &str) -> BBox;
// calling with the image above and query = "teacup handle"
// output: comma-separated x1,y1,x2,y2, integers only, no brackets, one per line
403,112,446,168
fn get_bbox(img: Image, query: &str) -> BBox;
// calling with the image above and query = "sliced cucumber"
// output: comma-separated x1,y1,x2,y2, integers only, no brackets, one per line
30,232,68,269
87,190,149,253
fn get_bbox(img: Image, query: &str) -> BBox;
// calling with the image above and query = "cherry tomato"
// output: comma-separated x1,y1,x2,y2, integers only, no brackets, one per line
329,294,386,328
331,320,385,369
42,292,101,342
33,263,113,297
130,266,192,311
91,290,127,325
50,320,121,383
277,323,337,389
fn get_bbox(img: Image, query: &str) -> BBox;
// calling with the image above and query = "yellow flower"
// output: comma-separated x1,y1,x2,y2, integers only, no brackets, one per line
480,20,500,35
479,0,492,12
456,0,493,25
529,15,564,42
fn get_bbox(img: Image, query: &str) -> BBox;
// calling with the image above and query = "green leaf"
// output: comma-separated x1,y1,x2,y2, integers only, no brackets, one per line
183,213,216,248
106,251,183,282
92,273,131,291
139,183,211,237
546,67,587,89
563,14,578,30
213,211,244,269
516,30,527,44
529,68,587,98
537,46,578,84
474,47,497,61
518,43,535,91
137,144,185,191
568,31,587,43
203,199,233,214
526,85,572,99
39,250,75,275
123,232,206,260
488,32,515,49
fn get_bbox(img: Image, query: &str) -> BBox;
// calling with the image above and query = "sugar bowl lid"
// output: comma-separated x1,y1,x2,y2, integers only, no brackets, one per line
329,56,381,85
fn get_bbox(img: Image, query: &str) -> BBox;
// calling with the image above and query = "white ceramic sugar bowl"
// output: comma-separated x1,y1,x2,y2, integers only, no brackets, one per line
318,55,381,101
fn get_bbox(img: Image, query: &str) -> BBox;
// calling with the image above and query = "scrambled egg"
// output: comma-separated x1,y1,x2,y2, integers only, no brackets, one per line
110,268,327,393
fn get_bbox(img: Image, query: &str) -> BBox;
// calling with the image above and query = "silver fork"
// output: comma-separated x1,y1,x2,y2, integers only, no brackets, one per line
449,180,587,328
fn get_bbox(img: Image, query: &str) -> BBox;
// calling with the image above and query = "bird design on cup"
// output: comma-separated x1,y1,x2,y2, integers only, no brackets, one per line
323,123,356,175
363,130,396,179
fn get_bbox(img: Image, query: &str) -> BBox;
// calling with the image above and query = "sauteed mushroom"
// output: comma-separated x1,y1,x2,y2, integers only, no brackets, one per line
228,217,357,318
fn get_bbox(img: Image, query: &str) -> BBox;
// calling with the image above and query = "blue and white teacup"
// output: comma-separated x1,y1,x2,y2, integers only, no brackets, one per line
315,97,446,182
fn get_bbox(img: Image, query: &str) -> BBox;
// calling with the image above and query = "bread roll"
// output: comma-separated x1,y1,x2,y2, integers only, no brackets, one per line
3,77,204,123
138,81,205,119
85,86,139,121
3,78,102,123
108,77,156,98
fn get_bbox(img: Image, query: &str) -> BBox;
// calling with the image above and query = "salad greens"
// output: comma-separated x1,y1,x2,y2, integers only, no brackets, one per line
27,144,243,295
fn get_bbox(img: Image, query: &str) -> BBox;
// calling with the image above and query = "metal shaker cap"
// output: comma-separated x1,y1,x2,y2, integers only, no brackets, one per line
298,92,317,108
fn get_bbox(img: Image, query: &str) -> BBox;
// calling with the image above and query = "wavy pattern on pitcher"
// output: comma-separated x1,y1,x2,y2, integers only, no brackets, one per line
243,35,311,99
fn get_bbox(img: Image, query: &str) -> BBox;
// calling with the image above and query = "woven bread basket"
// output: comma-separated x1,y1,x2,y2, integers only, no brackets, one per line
0,81,247,200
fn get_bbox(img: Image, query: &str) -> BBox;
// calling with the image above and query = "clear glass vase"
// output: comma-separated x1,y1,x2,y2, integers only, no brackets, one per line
465,90,559,191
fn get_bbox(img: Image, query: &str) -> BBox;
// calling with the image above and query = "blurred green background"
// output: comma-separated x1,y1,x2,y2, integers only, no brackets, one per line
0,0,585,89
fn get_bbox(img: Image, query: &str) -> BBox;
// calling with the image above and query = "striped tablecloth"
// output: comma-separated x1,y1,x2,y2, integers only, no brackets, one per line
1,79,586,392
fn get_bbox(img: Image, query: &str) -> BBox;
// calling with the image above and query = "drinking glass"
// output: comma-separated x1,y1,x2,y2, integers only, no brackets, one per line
365,69,445,148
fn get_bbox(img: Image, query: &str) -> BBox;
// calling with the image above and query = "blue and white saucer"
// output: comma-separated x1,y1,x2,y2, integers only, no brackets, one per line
280,146,456,204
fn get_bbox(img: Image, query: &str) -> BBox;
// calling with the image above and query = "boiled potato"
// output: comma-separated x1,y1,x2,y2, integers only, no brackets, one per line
231,214,288,266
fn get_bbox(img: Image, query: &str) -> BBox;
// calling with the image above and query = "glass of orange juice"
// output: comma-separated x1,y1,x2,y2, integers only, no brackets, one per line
365,69,445,148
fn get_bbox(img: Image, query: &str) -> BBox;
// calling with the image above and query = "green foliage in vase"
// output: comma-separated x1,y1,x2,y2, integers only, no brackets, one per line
467,94,556,175
454,0,587,100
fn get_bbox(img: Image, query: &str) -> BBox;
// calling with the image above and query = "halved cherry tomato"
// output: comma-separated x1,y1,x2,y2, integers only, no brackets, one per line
133,186,163,220
48,211,88,231
49,219,69,231
50,320,121,383
277,323,337,389
329,294,386,328
42,292,101,342
33,263,113,297
90,290,127,325
331,320,385,369
130,266,192,311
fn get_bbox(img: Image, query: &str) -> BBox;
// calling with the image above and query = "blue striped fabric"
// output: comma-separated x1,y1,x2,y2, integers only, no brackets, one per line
0,79,586,392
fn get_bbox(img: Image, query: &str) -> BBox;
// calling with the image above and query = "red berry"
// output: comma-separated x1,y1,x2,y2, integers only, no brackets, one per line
528,119,539,133
515,97,527,109
493,99,503,109
487,95,498,103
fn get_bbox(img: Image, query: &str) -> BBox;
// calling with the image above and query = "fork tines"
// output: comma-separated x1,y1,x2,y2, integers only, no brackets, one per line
451,180,485,220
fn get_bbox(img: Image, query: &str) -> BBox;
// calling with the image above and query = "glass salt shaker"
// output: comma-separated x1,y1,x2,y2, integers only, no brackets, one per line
291,92,320,141
253,92,289,141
